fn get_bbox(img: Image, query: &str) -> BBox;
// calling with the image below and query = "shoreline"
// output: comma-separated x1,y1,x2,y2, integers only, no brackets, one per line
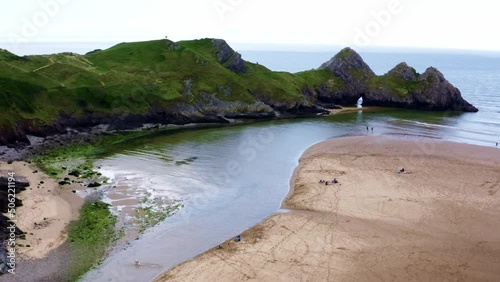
0,108,354,280
155,136,500,281
0,160,83,280
0,161,83,260
0,106,374,162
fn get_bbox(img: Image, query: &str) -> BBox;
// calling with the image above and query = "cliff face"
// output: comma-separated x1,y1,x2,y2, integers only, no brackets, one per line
414,67,477,111
319,47,375,94
315,48,478,112
0,40,478,146
213,39,247,74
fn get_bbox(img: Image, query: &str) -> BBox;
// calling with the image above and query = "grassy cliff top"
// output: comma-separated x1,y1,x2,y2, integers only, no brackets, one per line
0,38,331,126
0,38,476,145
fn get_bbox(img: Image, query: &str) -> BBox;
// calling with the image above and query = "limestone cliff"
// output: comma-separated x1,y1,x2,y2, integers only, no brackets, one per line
0,40,478,146
315,48,478,112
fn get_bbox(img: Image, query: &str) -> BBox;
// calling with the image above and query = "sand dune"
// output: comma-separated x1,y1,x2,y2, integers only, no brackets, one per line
155,136,500,282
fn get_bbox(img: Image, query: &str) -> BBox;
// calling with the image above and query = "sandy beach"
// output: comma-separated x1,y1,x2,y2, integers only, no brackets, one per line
0,161,83,260
155,136,500,282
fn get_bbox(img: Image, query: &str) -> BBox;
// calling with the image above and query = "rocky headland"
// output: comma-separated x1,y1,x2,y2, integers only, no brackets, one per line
0,39,477,149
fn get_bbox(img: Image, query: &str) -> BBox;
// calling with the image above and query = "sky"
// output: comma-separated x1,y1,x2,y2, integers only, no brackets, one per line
1,0,500,55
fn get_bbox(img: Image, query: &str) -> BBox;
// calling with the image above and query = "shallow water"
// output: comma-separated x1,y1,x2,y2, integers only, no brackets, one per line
83,52,500,282
83,112,498,282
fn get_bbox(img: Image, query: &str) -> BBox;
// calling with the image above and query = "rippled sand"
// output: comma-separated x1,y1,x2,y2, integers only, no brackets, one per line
155,136,500,282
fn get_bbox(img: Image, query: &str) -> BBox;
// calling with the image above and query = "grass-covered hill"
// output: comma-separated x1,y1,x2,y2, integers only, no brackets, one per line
0,38,477,144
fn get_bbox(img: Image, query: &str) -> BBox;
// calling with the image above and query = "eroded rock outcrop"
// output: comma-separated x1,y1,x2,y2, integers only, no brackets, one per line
415,67,477,111
388,62,418,81
316,49,478,112
213,39,246,74
320,47,375,94
0,41,478,146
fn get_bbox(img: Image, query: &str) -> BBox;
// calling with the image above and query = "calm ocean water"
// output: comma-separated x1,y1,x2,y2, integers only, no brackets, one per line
77,50,500,281
240,50,500,147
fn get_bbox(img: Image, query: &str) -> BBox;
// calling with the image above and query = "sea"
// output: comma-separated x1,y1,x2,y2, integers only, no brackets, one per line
239,49,500,147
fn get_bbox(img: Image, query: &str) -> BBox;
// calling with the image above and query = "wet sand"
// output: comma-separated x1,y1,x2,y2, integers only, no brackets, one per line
0,161,83,282
155,136,500,282
0,161,83,260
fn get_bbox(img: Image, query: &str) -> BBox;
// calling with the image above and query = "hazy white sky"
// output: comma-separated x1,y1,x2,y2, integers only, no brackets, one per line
1,0,500,53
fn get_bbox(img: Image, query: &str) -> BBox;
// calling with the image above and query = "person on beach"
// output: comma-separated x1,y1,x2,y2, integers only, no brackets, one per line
397,168,412,174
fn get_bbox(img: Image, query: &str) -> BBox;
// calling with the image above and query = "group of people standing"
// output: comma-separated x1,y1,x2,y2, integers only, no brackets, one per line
319,178,340,185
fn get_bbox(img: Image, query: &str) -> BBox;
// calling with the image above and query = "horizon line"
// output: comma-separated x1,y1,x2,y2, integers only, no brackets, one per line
2,39,500,57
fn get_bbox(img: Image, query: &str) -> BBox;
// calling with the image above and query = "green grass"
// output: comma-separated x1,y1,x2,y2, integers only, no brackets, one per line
0,38,317,130
67,201,117,281
0,38,434,135
26,129,188,281
29,129,189,178
367,74,426,98
136,192,183,233
30,142,103,177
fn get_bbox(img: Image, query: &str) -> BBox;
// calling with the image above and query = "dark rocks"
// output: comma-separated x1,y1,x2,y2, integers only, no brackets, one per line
166,39,182,51
212,39,247,74
387,62,418,81
0,125,30,147
316,48,477,112
0,191,22,213
68,170,80,177
0,176,29,194
0,44,479,147
320,47,375,78
416,67,478,112
0,176,26,275
0,248,13,274
0,177,30,214
87,182,101,188
319,47,375,94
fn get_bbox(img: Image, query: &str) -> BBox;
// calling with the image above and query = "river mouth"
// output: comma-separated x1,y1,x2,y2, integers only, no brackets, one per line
82,107,496,282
